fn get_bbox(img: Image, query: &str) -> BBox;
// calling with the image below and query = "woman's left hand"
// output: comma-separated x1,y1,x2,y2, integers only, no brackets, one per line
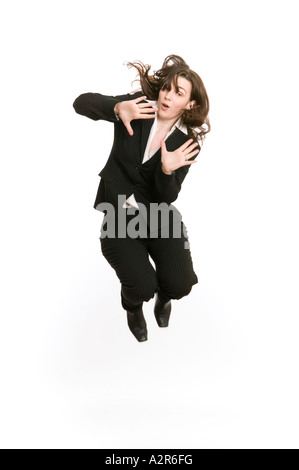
160,139,200,174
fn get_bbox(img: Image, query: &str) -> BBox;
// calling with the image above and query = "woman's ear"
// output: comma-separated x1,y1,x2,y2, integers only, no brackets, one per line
185,100,197,110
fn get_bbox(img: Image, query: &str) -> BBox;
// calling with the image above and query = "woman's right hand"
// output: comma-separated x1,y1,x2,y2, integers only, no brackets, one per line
114,96,158,136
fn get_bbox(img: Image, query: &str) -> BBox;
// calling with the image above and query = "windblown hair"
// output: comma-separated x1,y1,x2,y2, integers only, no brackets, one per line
124,54,211,145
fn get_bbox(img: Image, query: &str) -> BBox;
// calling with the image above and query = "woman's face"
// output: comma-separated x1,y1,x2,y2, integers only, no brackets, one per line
157,76,195,121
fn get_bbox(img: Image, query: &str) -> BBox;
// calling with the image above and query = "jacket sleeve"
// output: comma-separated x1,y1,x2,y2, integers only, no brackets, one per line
72,90,144,122
152,145,200,204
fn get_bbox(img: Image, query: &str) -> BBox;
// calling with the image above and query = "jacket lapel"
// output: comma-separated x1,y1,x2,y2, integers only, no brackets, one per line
140,123,188,167
139,117,155,163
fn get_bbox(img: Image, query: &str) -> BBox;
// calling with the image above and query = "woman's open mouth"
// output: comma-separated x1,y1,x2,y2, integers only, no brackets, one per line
161,103,170,111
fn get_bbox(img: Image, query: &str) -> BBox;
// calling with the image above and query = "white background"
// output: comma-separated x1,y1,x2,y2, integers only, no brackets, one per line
1,0,298,449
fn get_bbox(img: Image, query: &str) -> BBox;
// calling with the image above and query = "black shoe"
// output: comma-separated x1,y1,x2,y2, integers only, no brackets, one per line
154,291,172,327
127,306,148,342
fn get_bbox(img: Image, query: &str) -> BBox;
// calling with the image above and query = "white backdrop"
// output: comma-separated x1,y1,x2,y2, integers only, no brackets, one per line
1,0,299,449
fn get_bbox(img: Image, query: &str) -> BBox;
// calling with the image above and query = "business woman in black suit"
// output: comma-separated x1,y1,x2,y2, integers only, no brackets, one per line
73,54,210,342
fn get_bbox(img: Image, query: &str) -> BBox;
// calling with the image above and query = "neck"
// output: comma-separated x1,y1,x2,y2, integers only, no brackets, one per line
156,114,181,134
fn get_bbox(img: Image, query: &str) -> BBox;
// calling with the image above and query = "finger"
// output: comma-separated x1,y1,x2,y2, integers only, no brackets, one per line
180,138,195,151
139,108,158,114
135,95,148,103
186,149,200,159
183,159,197,166
185,142,199,151
138,114,157,119
125,122,134,136
138,102,158,109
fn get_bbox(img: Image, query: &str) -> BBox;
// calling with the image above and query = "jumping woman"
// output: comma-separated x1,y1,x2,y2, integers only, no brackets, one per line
73,54,210,342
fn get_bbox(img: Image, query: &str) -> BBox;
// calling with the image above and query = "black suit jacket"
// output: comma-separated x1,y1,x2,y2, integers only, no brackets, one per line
73,90,199,230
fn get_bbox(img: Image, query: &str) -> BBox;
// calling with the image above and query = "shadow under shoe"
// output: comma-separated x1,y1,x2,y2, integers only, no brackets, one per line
127,306,148,342
154,291,172,327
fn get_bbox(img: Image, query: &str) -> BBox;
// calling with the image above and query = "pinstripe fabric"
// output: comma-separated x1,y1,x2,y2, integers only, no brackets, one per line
73,91,199,311
94,120,197,234
73,90,199,234
123,108,188,208
100,211,198,311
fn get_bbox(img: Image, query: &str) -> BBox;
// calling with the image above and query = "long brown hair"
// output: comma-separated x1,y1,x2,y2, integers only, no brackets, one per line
124,54,211,145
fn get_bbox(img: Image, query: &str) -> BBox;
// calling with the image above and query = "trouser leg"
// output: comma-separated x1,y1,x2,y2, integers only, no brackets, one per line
148,221,198,300
100,230,159,311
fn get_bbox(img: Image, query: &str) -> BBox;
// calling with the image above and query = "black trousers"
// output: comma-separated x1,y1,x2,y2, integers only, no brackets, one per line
99,207,198,312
